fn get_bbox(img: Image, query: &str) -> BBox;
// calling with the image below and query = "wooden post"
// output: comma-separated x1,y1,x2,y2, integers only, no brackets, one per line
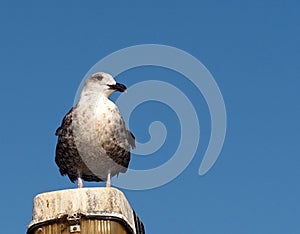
27,187,145,234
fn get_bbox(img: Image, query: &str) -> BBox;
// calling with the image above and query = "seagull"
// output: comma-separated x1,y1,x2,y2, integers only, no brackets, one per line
55,72,135,188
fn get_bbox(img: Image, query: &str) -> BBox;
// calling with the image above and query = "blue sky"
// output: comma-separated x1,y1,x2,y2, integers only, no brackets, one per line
1,1,299,233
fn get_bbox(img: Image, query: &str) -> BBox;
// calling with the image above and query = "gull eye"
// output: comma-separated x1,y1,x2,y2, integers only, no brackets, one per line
96,75,103,81
92,74,103,81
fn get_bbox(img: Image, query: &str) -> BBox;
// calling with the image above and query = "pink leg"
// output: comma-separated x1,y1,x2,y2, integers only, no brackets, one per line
106,172,111,188
78,177,83,188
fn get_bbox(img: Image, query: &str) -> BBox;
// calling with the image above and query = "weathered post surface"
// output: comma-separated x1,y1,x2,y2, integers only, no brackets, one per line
27,187,145,234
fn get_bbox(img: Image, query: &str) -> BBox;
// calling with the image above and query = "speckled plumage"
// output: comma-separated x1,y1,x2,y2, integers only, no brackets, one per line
55,72,135,187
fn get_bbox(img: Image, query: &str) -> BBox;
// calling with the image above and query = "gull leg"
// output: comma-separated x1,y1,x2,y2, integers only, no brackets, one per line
78,177,83,188
106,171,111,188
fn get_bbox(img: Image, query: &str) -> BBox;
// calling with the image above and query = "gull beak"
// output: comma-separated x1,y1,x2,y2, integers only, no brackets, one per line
107,83,127,92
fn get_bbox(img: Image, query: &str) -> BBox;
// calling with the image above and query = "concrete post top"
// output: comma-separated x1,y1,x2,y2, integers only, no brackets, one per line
28,187,136,233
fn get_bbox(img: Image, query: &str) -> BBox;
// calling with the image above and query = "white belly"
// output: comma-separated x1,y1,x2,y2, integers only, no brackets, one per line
72,96,129,179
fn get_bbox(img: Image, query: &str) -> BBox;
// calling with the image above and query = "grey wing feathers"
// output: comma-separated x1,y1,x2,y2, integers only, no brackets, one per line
127,130,136,149
55,108,73,136
54,107,100,183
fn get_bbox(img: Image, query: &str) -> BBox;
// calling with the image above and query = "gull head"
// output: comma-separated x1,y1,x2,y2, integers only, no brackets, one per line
81,72,127,98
